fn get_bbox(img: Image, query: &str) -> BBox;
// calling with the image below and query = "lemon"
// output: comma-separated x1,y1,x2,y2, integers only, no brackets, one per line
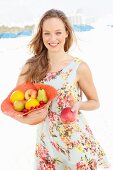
25,98,39,110
10,90,25,103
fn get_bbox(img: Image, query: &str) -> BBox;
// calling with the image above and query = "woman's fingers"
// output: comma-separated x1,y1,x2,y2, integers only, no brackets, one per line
71,101,81,112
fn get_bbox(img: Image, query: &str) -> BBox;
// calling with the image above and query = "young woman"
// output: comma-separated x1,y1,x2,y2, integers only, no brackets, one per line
15,9,110,170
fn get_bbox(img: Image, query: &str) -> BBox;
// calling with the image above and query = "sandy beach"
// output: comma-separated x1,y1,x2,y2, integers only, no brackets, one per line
0,25,113,169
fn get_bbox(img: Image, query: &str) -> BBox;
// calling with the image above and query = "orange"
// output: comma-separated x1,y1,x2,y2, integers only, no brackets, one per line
25,98,39,110
10,90,25,103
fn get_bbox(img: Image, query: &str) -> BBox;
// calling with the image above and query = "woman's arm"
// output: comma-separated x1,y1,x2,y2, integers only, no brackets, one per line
14,102,50,125
76,61,100,111
16,63,29,86
14,63,50,125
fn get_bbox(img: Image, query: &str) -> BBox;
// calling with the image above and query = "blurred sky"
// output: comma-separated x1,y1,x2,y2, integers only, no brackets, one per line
0,0,113,26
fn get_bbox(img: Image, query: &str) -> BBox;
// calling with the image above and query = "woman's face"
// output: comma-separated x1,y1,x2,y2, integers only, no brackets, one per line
42,17,68,53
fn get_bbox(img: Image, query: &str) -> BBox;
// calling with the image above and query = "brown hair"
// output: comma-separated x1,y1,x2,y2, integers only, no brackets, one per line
22,9,75,82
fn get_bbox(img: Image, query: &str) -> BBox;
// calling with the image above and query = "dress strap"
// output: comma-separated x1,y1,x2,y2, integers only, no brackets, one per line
73,57,82,100
73,57,82,71
74,57,83,99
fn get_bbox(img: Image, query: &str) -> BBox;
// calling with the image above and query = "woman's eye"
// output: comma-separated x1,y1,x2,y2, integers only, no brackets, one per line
44,32,50,35
56,32,62,35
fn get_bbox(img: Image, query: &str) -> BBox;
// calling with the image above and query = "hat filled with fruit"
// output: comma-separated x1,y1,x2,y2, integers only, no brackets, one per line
1,82,57,118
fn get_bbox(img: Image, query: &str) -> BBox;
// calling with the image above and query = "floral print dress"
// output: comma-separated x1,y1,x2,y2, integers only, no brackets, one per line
34,57,110,170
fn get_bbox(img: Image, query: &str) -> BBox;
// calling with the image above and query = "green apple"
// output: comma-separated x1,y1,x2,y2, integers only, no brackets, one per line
13,100,25,111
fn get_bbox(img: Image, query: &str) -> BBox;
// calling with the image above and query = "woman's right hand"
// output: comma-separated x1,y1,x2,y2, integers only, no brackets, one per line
15,101,51,125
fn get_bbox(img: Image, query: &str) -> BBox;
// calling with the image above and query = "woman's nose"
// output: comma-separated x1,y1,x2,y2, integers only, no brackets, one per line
50,34,56,41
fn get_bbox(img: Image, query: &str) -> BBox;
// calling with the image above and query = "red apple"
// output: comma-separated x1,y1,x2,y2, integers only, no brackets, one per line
60,107,78,124
25,89,38,100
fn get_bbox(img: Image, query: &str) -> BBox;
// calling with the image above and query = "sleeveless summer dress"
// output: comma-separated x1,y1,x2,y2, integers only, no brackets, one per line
34,57,110,170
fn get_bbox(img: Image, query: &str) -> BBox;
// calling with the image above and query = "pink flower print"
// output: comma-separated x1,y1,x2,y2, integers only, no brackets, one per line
36,144,49,160
38,160,55,170
46,161,56,170
61,69,72,80
57,95,65,107
38,160,46,170
43,70,61,82
88,159,97,170
85,125,93,135
76,162,88,170
43,159,56,170
61,137,72,145
58,91,76,108
48,111,58,121
74,140,80,148
51,141,60,151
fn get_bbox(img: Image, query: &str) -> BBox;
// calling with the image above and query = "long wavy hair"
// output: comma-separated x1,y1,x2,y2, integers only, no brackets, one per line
22,9,76,82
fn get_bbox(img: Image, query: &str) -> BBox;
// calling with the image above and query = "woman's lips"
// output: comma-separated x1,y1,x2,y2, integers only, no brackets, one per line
48,43,59,47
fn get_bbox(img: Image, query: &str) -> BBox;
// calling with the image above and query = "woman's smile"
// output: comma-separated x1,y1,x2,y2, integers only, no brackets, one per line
48,42,59,48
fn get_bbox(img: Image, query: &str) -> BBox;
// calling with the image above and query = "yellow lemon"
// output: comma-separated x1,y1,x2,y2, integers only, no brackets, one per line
10,90,25,103
25,98,39,110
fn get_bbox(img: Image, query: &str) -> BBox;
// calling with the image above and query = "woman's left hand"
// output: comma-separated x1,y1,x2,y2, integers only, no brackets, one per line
71,99,81,114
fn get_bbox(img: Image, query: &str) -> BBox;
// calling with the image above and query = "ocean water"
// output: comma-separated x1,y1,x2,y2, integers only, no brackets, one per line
0,24,113,170
0,23,113,39
0,30,32,38
0,24,96,39
73,24,94,32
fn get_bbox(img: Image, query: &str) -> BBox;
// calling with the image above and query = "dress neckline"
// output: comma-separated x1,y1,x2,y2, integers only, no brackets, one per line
46,57,76,75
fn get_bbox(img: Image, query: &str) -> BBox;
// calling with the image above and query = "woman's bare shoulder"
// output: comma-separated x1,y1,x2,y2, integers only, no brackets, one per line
77,60,91,73
76,59,93,82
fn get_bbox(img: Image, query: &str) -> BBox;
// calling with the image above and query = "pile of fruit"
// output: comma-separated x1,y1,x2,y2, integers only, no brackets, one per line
9,88,48,114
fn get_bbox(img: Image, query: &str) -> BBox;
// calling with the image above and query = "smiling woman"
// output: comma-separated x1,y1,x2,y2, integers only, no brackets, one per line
2,8,110,170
